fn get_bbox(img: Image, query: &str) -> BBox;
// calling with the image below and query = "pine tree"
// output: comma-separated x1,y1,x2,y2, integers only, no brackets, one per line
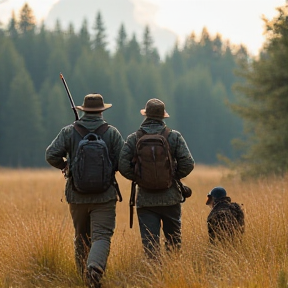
7,11,18,40
169,43,186,76
67,23,82,67
141,25,160,63
79,18,91,49
126,33,142,63
33,22,50,90
116,23,127,50
18,3,36,34
17,4,38,82
142,25,153,55
231,6,288,177
92,11,107,51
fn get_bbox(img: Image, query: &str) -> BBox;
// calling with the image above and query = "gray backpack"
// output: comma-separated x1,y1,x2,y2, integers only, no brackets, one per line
71,122,112,194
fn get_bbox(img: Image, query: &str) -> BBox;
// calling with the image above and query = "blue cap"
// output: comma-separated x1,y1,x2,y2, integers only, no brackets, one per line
207,187,227,200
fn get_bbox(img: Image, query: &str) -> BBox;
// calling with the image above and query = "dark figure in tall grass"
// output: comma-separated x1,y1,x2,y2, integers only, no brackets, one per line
206,187,244,244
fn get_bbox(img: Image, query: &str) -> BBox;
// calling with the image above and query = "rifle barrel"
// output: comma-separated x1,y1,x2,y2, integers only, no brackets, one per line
60,73,79,120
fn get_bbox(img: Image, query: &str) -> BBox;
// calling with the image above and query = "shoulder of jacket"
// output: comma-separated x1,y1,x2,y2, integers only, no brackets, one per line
167,128,181,137
124,132,137,148
127,131,137,140
230,202,244,212
166,129,182,146
62,123,74,133
231,202,242,208
105,124,121,134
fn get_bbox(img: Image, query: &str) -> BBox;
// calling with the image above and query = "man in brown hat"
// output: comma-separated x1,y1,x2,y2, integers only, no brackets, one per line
45,94,124,288
119,98,195,258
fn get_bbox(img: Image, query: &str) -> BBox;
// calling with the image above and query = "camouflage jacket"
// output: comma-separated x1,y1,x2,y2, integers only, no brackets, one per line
45,113,124,204
207,197,245,243
118,118,195,208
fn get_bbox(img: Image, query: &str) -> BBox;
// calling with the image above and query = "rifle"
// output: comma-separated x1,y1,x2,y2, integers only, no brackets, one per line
129,181,136,228
60,73,79,121
113,176,123,202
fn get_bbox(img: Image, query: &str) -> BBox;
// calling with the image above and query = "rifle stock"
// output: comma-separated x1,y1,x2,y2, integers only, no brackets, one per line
60,73,79,121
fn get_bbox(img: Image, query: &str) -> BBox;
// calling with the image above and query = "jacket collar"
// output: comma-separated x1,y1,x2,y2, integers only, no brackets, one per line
140,118,166,134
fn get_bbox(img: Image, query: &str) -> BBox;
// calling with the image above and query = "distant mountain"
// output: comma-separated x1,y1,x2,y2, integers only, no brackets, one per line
44,0,177,57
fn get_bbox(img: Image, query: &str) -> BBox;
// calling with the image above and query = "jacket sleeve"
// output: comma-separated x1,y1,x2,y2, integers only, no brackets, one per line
107,126,125,172
170,131,195,179
45,126,72,170
118,133,136,181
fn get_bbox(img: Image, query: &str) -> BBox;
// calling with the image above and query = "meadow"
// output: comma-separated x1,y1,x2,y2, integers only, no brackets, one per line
0,165,288,288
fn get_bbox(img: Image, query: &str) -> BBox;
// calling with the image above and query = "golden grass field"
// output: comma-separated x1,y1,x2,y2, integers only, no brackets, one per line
1,165,288,288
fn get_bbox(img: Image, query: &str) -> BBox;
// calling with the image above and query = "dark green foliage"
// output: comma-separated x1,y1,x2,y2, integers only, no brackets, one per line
92,11,107,52
116,23,128,52
79,18,90,49
2,68,44,166
174,67,241,163
141,25,160,64
125,34,142,63
231,7,288,178
7,12,18,40
0,3,247,167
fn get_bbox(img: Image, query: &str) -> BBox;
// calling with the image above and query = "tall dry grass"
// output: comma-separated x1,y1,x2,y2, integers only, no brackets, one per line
0,165,288,288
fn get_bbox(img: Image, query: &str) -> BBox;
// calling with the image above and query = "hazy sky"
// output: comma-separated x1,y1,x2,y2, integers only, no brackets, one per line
0,0,286,55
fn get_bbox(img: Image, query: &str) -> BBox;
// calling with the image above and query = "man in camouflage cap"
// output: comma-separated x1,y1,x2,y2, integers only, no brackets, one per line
119,98,195,258
206,187,245,244
46,94,124,288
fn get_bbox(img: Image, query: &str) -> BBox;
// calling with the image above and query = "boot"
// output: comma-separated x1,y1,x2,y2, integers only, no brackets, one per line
86,264,103,288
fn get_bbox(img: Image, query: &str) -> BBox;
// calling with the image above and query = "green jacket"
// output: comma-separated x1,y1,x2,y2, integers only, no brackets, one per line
45,113,124,204
118,118,195,208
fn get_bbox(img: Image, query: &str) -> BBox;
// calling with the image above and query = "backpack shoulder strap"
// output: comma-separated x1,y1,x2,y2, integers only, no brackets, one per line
136,126,171,140
73,122,109,138
136,128,145,141
73,122,90,138
95,123,109,136
161,126,171,140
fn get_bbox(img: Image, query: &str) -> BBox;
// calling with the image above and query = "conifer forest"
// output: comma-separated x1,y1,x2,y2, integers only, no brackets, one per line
1,4,287,178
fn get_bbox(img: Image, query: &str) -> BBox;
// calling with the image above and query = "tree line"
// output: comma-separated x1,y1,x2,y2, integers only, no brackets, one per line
0,3,247,168
229,6,288,178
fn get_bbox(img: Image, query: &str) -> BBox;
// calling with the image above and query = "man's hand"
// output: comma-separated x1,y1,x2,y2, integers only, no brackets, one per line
61,162,68,179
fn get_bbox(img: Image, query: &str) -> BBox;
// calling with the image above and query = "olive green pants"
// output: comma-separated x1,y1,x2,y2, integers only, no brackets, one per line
69,200,116,277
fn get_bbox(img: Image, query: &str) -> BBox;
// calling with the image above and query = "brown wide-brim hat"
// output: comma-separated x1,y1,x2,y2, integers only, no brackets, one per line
140,98,169,118
76,94,112,112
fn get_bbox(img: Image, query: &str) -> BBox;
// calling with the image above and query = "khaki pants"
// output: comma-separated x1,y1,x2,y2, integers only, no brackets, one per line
69,200,116,277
